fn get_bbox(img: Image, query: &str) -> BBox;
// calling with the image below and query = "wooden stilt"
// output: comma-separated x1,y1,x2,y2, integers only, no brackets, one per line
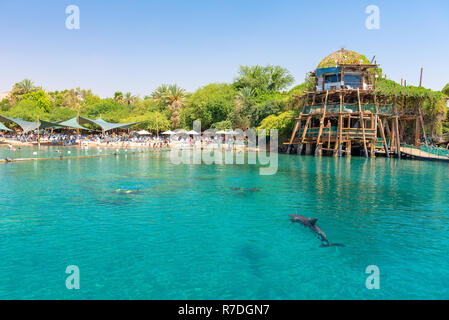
287,121,300,154
335,93,344,156
287,99,306,153
345,140,351,157
418,107,427,145
377,117,390,157
315,91,329,156
297,143,303,155
384,118,391,138
395,116,401,158
390,119,396,154
414,116,421,146
357,89,368,158
391,98,401,158
301,116,312,144
334,114,342,157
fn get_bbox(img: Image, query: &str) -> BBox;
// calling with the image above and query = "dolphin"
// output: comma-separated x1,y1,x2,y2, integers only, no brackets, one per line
289,214,344,248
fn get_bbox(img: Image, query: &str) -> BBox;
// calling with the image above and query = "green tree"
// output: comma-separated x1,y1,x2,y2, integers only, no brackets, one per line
0,98,11,112
250,100,282,127
10,79,39,101
181,83,236,129
7,99,45,121
114,91,124,102
124,92,136,106
13,79,38,94
22,90,51,113
83,99,129,121
123,111,170,134
230,88,253,129
258,110,296,139
211,120,232,130
234,65,294,93
442,83,449,96
151,84,185,128
46,107,77,122
151,84,169,101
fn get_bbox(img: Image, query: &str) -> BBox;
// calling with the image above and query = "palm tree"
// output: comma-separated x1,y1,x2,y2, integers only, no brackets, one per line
233,88,252,129
151,84,169,101
151,84,185,128
14,79,37,94
114,91,123,102
166,85,185,128
11,79,39,100
124,92,136,106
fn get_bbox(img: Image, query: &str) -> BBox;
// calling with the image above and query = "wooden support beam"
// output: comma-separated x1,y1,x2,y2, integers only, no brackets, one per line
301,116,312,143
336,93,344,156
414,116,420,146
345,140,351,157
419,68,423,87
287,121,300,154
315,91,329,156
357,88,369,158
390,120,396,153
286,98,306,153
418,107,427,145
395,116,401,158
393,102,401,158
377,117,390,157
384,118,391,138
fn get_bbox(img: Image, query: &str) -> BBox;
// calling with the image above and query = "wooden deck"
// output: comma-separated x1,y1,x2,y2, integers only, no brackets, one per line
400,147,449,162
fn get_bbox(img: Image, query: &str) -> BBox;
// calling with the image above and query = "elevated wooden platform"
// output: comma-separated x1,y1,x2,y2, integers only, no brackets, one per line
400,147,449,162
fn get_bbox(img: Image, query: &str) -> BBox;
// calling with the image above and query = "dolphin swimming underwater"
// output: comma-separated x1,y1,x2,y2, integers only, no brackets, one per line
289,214,344,248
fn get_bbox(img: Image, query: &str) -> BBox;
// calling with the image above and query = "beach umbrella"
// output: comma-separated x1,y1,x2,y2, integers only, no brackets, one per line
216,130,228,134
137,130,151,135
161,130,175,135
186,130,199,135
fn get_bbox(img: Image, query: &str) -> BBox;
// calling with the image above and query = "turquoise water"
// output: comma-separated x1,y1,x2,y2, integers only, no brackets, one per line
1,145,449,299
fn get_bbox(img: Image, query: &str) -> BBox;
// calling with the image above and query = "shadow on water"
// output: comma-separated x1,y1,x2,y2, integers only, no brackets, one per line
236,243,289,299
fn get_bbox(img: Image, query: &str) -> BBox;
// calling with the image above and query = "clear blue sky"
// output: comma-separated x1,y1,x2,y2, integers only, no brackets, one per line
0,0,448,97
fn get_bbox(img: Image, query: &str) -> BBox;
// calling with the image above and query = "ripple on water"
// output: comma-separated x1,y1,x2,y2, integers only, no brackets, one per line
1,151,449,299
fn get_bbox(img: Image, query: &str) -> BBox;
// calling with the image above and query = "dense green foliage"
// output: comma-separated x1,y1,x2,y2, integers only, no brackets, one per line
442,83,449,97
1,62,447,137
375,78,448,135
233,65,294,93
317,49,370,68
0,66,299,132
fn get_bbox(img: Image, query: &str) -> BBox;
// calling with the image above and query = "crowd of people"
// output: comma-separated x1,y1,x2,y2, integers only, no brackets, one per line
0,129,250,150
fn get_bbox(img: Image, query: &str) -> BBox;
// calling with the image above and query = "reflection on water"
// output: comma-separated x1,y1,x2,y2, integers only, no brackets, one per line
1,150,449,299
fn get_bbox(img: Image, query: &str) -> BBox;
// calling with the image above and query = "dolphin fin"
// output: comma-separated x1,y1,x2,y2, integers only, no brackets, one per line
309,218,318,226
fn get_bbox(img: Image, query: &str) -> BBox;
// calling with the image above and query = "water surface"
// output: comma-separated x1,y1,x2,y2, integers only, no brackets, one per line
1,146,448,299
